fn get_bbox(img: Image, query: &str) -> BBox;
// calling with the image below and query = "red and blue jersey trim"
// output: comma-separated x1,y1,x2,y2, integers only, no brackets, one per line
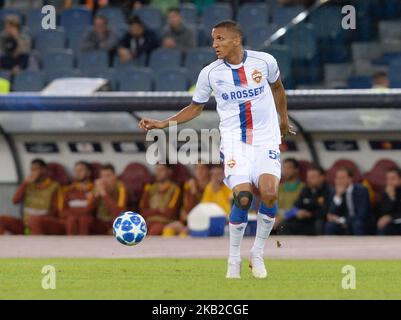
231,65,253,144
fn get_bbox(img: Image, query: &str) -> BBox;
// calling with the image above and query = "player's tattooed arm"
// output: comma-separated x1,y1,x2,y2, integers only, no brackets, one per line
138,102,204,131
270,78,296,138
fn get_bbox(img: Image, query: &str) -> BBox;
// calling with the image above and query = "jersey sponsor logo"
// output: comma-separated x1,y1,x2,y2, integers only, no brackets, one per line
222,93,229,100
227,85,265,100
252,69,263,84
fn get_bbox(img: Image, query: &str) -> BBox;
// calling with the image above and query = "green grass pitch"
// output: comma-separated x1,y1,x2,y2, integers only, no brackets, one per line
0,259,400,299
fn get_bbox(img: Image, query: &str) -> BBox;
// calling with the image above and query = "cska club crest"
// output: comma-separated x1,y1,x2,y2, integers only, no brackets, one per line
227,159,236,168
252,69,263,84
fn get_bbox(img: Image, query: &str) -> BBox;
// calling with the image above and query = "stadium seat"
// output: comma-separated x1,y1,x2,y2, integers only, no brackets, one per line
113,52,147,69
184,47,215,71
42,50,75,72
324,63,352,85
298,160,312,183
372,52,401,66
272,5,303,26
347,76,372,89
149,48,182,71
389,59,401,87
45,69,82,84
119,162,153,210
364,159,399,192
154,69,188,91
84,69,117,91
378,21,401,43
326,159,363,185
202,3,233,32
90,162,103,180
60,8,92,31
66,26,88,53
47,162,70,186
34,29,66,54
283,23,320,84
389,74,401,88
262,44,292,87
382,0,401,19
245,24,278,49
77,51,109,73
0,71,10,81
133,6,163,31
13,71,45,92
283,23,317,61
179,3,198,26
351,42,382,61
309,5,345,40
196,25,211,47
26,9,44,37
117,68,153,91
97,6,127,30
171,163,190,187
237,3,269,34
187,68,200,87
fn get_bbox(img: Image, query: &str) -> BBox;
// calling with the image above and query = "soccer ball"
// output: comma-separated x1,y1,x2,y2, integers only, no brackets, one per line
113,211,147,246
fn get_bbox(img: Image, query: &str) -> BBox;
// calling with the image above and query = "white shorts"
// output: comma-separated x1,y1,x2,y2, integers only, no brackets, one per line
220,141,281,190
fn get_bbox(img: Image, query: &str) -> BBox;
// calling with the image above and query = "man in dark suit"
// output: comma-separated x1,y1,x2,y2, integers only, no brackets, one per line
281,166,332,235
377,168,401,235
325,167,371,235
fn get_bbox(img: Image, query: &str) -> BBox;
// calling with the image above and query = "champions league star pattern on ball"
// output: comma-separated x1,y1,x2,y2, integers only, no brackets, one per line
113,211,147,246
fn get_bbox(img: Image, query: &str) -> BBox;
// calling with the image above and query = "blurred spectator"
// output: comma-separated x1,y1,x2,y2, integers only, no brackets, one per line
201,164,232,215
0,15,31,53
82,163,127,234
191,0,214,14
64,0,108,10
0,15,34,76
277,158,305,227
279,0,315,7
139,163,181,235
153,0,180,14
80,15,118,54
372,71,390,89
132,0,151,10
62,161,95,235
162,7,196,52
325,167,371,235
117,16,159,65
0,159,62,235
281,166,331,235
0,36,30,76
162,162,210,236
377,168,401,235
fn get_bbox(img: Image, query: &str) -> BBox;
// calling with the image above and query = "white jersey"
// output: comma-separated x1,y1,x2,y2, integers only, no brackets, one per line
192,49,281,147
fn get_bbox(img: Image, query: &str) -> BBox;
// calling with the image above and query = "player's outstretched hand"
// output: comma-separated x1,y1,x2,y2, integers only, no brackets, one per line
138,118,167,131
280,122,296,138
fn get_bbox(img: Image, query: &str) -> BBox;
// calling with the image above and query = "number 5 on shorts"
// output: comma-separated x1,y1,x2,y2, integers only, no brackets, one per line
268,150,280,161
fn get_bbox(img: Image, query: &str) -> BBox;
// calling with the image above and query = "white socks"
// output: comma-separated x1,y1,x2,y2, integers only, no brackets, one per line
251,214,275,256
228,222,247,263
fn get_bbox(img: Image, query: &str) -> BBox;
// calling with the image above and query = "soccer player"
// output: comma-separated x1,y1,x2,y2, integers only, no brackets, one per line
139,20,295,279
